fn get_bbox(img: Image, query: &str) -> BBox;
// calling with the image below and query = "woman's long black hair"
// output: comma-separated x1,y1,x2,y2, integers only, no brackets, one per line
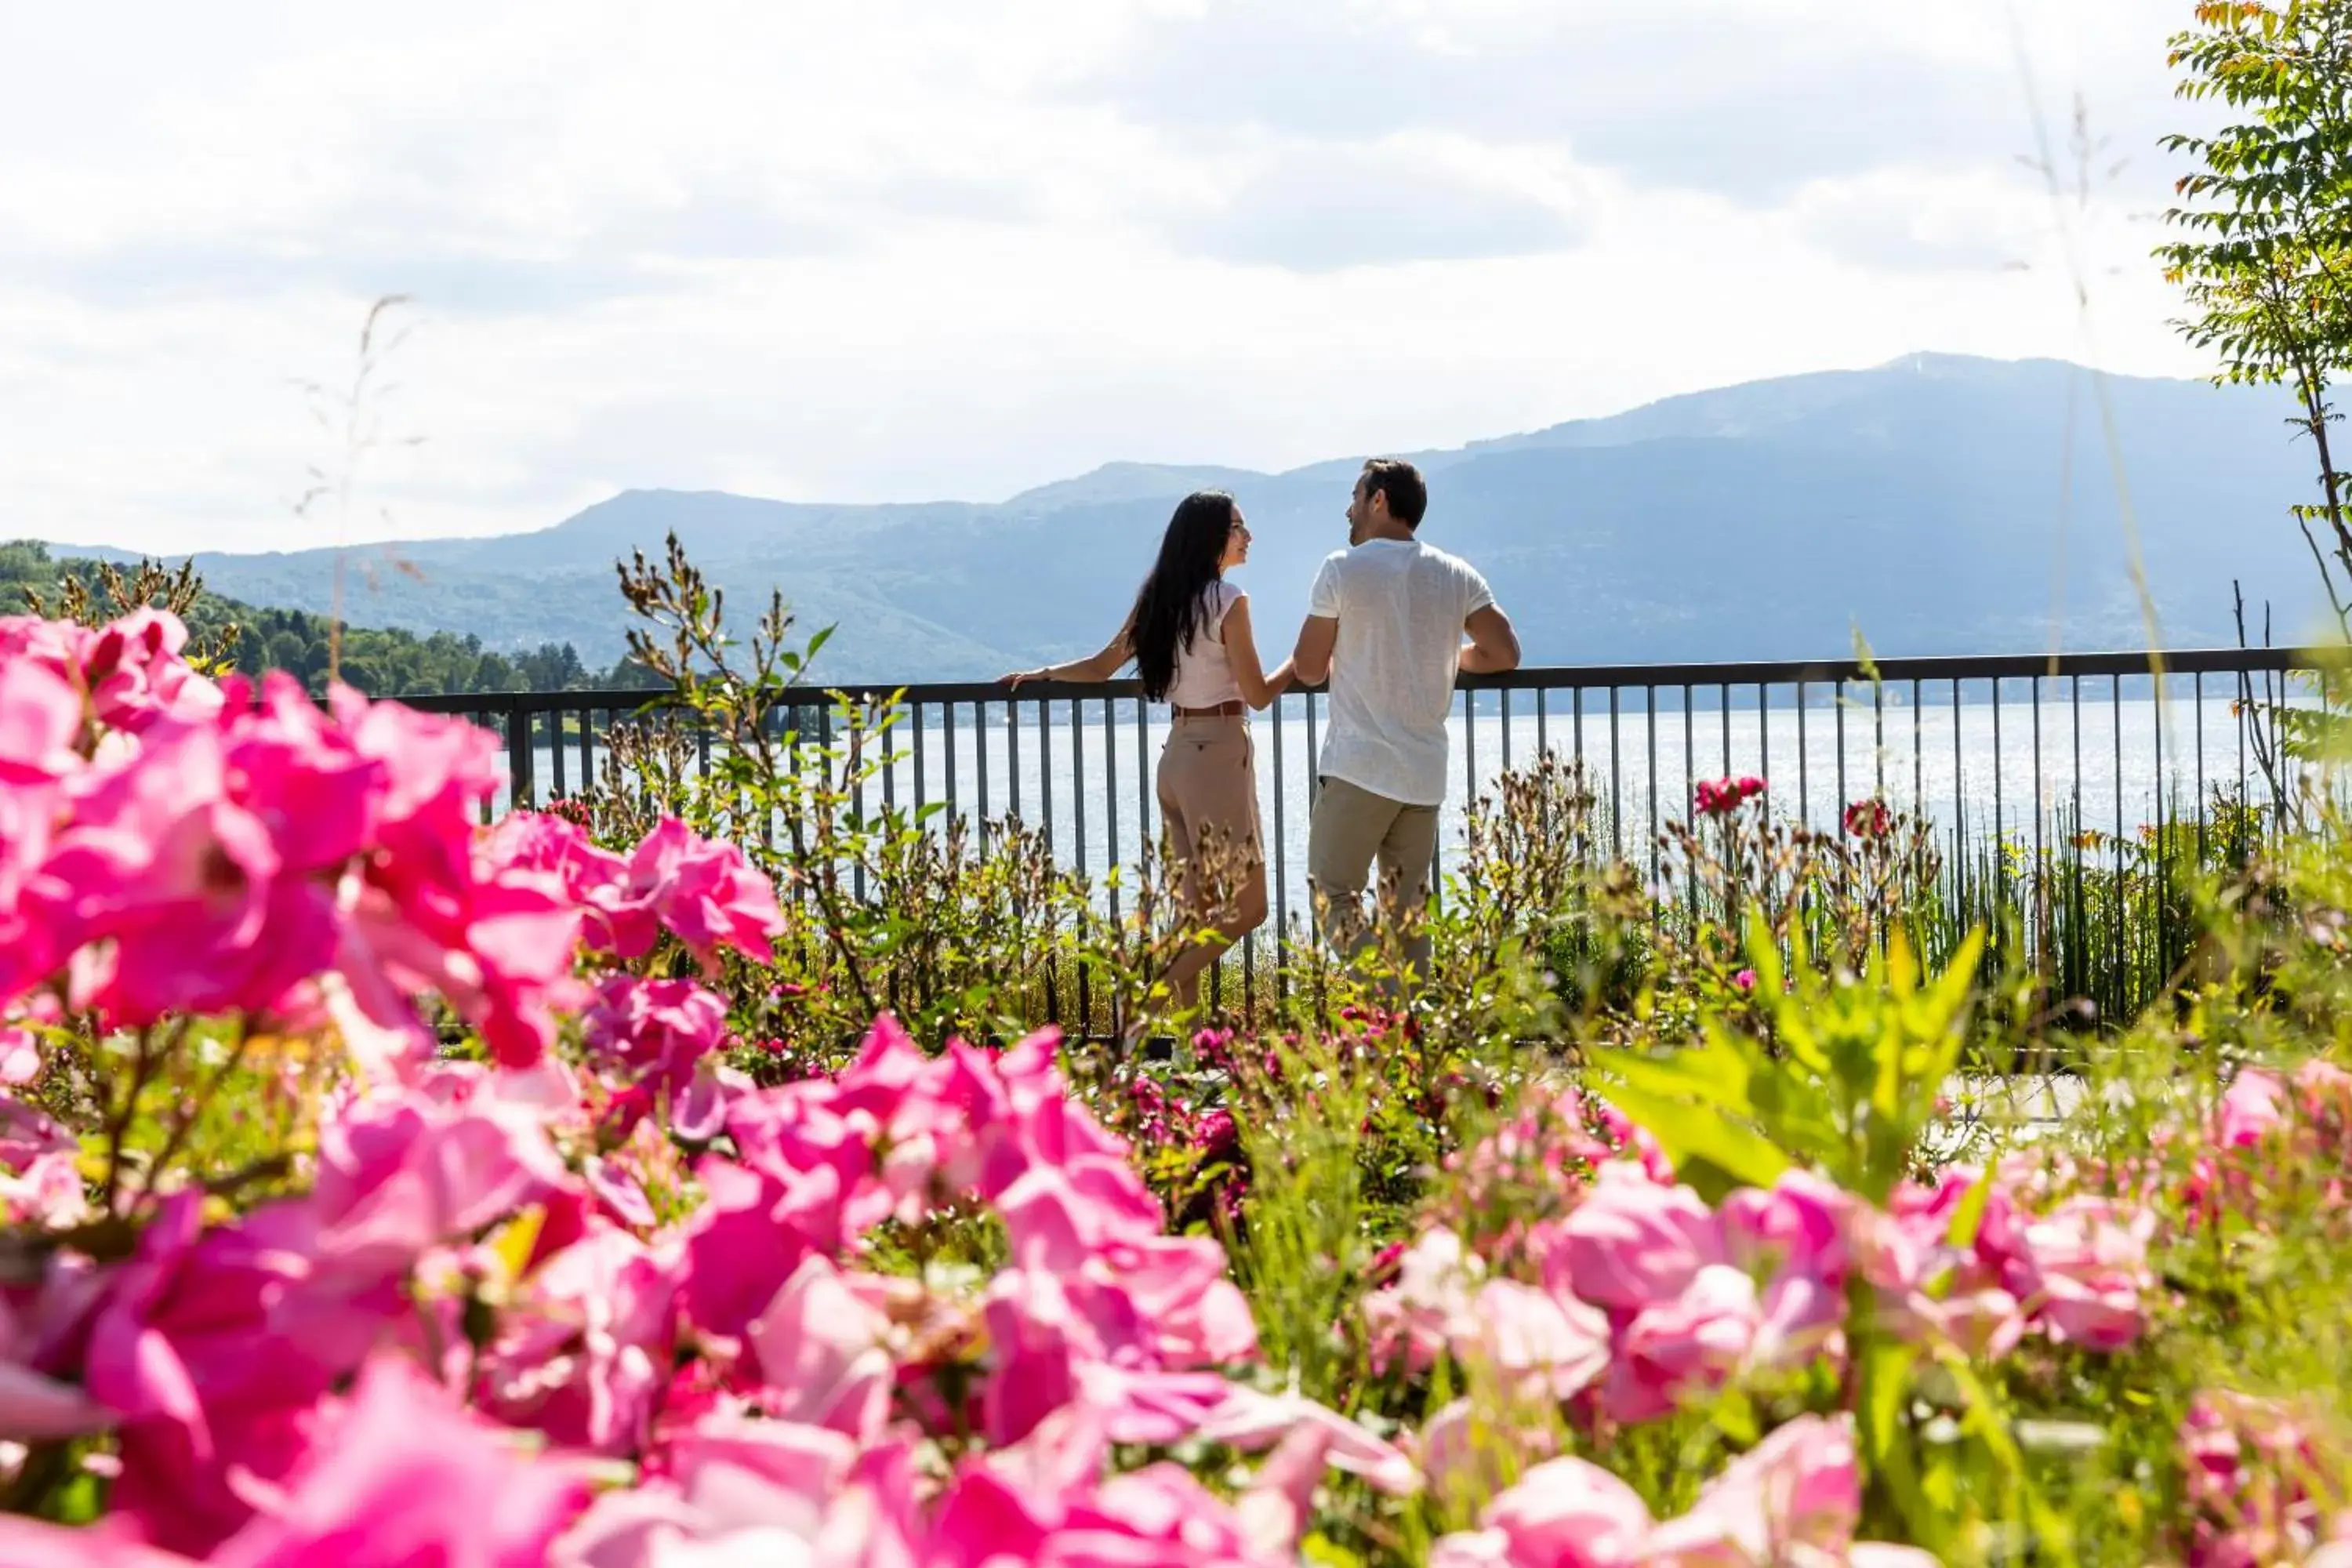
1127,489,1237,703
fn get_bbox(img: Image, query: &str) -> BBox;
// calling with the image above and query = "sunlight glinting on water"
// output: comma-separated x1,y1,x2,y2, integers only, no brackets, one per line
511,677,2315,925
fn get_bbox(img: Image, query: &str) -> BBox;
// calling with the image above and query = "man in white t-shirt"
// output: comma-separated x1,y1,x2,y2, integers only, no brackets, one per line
1288,458,1520,987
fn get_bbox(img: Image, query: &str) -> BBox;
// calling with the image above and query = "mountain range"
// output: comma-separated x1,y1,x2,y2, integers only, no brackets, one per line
45,353,2337,684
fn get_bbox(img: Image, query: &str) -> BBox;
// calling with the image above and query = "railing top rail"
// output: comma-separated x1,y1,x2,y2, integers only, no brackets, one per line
391,644,2335,717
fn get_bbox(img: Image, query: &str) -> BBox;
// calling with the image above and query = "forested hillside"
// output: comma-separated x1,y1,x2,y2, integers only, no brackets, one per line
0,540,641,698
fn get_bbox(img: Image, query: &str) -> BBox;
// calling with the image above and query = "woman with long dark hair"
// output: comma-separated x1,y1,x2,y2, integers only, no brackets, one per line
1004,489,1292,1022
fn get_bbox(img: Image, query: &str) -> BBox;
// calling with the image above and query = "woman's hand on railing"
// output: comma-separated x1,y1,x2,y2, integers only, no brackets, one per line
1001,667,1049,689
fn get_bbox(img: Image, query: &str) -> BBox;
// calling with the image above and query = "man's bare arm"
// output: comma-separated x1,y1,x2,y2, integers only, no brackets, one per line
1292,614,1338,686
1458,604,1520,674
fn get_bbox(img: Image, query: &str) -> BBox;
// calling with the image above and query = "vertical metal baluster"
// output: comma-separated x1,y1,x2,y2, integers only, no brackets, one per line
1757,682,1769,796
913,701,927,819
1911,677,1923,812
1272,695,1287,1000
786,705,804,860
1501,688,1514,773
1302,688,1320,956
1796,681,1810,830
1643,684,1660,884
551,710,567,798
1608,686,1622,860
1038,697,1054,863
577,706,593,800
1719,681,1731,780
946,702,961,831
1137,696,1150,877
2108,669,2125,851
503,702,521,815
1459,685,1474,894
1243,706,1258,1020
1305,691,1320,802
1072,696,1088,1035
487,705,508,822
1682,683,1695,822
1463,685,1476,801
879,706,898,1017
1007,697,1023,826
851,705,869,906
2194,672,2206,864
1537,686,1549,758
2031,676,2045,928
470,705,492,822
2236,662,2248,821
874,706,893,983
1103,697,1120,923
1873,679,1886,800
2270,662,2286,835
1683,684,1698,925
2152,670,2164,980
515,702,536,811
1992,678,2005,905
1573,687,1584,773
1243,815,1255,1023
1951,677,1965,916
2113,673,2125,1017
2072,672,2085,822
2071,674,2085,1007
976,700,991,848
1835,680,1847,831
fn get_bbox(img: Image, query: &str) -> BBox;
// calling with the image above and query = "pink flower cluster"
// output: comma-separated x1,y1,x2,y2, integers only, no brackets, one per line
2180,1389,2352,1568
0,1007,1423,1563
1121,1072,1250,1227
0,1092,82,1229
1693,775,1766,817
1429,1413,1934,1568
1430,1085,1668,1272
0,610,780,1076
0,1356,590,1568
490,811,782,976
1366,1145,2160,1468
2190,1060,2352,1225
0,606,1436,1562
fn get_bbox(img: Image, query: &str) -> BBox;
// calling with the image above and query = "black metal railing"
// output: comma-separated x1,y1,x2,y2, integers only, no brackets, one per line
403,645,2332,1018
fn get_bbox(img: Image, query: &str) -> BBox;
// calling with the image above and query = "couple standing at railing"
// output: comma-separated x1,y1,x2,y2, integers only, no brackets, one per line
1002,458,1522,1033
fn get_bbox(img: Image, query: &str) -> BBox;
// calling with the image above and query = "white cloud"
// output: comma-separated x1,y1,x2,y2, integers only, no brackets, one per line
0,0,2226,554
1156,131,1595,270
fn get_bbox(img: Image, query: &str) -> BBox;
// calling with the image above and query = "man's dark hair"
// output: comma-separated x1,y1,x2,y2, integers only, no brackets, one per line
1359,458,1428,528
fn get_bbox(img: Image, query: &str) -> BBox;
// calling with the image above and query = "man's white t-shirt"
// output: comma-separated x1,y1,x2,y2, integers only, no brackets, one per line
1308,537,1495,807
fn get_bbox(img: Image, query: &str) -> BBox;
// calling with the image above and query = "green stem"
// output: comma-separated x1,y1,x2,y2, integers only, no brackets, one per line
97,1022,167,1213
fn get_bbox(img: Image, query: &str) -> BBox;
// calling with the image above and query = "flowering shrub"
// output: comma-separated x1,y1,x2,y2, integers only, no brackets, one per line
6,597,2352,1564
0,605,1432,1565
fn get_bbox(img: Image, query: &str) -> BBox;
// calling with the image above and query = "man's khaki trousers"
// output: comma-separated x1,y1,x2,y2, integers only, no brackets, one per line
1305,775,1438,987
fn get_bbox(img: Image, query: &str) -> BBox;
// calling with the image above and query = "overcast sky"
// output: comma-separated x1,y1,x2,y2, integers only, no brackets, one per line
0,0,2226,554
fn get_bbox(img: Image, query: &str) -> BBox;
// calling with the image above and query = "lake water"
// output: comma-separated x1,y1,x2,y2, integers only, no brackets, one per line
517,683,2318,927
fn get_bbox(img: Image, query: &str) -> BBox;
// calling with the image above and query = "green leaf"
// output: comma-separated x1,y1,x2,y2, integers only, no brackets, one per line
1592,1076,1790,1201
1851,625,1881,685
1599,1029,1759,1114
1946,1167,1996,1251
1935,1347,2074,1558
1711,1386,1762,1447
1859,1336,1936,1542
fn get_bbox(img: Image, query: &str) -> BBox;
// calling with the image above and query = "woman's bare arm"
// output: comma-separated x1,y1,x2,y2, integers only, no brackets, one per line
1221,595,1293,710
